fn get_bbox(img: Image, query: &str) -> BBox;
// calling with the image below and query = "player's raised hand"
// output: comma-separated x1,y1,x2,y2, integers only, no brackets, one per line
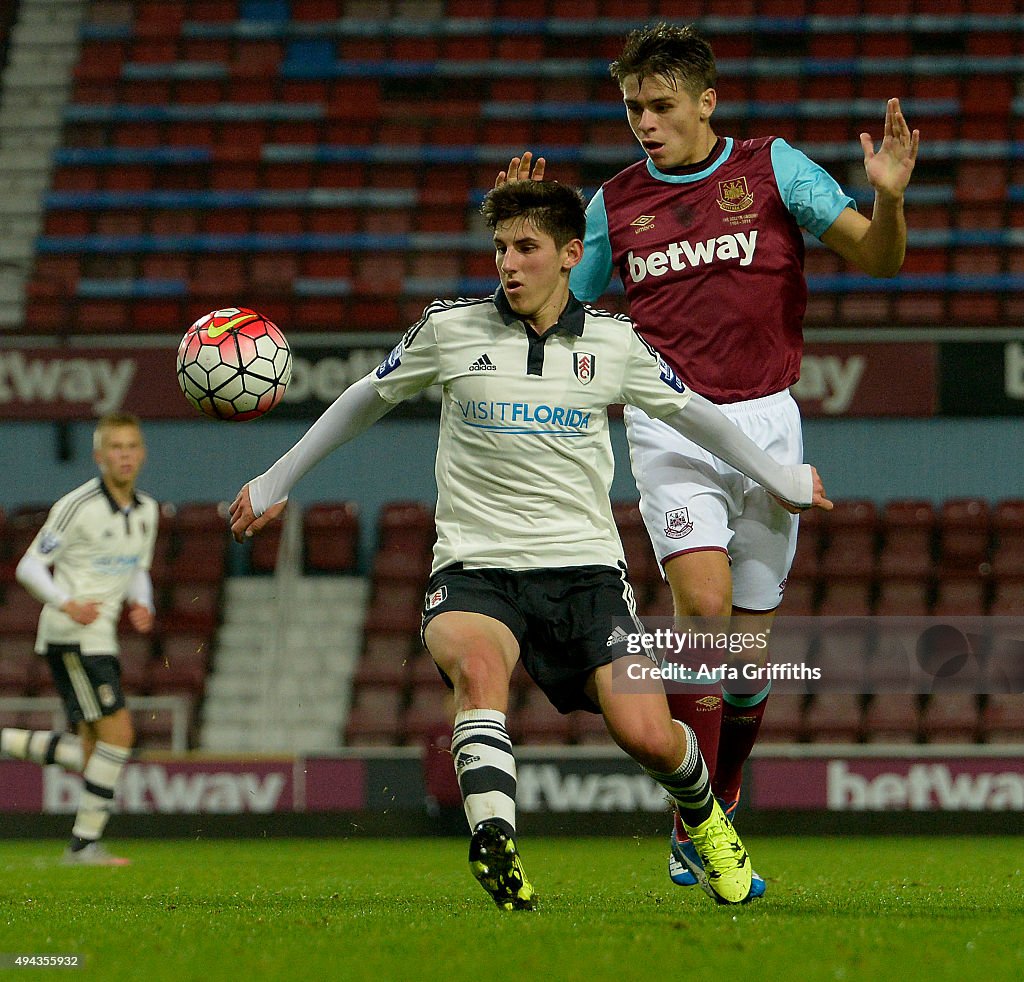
229,483,287,543
127,602,154,634
494,150,546,188
860,97,919,198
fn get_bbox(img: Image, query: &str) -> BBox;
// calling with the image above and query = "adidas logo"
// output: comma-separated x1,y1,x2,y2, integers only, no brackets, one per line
455,751,481,770
469,353,497,372
606,625,630,647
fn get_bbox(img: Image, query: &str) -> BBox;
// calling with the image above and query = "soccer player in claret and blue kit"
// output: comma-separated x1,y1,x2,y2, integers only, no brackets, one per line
500,22,919,899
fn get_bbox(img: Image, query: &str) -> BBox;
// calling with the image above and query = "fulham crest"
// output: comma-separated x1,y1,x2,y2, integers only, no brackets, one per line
573,351,596,385
426,586,448,610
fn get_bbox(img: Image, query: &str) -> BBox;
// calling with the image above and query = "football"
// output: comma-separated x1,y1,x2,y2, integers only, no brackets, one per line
176,307,292,421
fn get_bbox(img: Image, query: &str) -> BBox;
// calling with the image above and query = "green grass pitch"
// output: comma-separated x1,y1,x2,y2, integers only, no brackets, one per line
0,837,1021,981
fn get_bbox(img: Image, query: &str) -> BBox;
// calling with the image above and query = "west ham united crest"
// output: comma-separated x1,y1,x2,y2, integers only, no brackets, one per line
717,176,754,213
664,507,693,539
573,351,596,385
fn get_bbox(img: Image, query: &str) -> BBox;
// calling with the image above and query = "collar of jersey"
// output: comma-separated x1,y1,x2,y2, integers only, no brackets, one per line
98,477,142,513
646,136,733,184
493,287,586,338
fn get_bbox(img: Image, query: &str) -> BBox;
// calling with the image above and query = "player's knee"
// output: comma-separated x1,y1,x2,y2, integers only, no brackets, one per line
672,584,730,619
609,718,680,773
442,646,509,705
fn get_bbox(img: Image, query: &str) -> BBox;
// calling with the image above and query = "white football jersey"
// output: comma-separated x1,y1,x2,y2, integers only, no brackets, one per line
24,477,159,655
371,290,693,572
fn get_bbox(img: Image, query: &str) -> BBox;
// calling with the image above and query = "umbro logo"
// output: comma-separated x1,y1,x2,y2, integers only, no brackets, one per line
469,354,497,372
455,751,480,770
631,214,656,232
606,625,630,647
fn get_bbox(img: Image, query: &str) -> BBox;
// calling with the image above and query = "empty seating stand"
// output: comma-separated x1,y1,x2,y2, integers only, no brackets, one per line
19,1,1024,336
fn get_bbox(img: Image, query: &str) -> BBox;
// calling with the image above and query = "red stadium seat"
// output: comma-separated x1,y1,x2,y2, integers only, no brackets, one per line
345,684,404,746
918,694,980,744
304,501,360,573
862,693,920,744
937,498,992,575
978,694,1024,744
758,693,805,743
803,693,863,744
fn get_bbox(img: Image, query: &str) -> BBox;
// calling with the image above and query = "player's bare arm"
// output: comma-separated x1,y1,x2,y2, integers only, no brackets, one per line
229,485,286,543
820,97,919,277
495,150,545,187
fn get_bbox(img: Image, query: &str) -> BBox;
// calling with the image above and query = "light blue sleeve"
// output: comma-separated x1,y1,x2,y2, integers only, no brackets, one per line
770,138,857,239
569,187,614,302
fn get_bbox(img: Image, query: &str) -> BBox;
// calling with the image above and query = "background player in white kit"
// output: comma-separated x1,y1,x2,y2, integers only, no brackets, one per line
500,22,919,898
229,180,831,909
1,412,158,866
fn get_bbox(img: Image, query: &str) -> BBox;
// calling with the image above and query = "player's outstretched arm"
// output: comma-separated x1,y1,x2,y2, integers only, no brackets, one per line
494,150,546,187
229,373,394,543
820,97,919,277
774,466,833,515
664,393,834,512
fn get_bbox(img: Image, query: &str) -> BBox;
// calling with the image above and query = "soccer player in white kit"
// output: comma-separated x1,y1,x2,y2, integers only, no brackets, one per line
229,181,831,908
2,413,158,865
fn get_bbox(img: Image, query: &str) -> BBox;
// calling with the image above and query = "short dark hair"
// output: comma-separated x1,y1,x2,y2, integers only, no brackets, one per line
480,180,586,249
609,23,717,99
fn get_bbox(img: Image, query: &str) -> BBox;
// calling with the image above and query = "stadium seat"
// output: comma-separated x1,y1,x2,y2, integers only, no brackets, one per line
817,499,878,580
862,693,921,744
937,498,992,575
403,685,451,743
162,581,222,634
881,500,936,556
989,578,1024,616
803,693,863,744
874,577,931,616
978,694,1024,743
345,684,403,746
780,577,816,616
918,694,980,743
0,640,38,695
355,632,414,687
931,576,988,616
514,688,572,744
758,693,805,743
817,580,873,617
249,523,282,572
376,501,435,557
0,589,42,636
151,632,210,697
117,634,154,695
304,501,360,573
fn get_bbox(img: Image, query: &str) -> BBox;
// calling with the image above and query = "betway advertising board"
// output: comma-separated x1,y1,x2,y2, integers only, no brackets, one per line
0,757,369,814
2,340,936,419
751,755,1024,812
4,750,1020,816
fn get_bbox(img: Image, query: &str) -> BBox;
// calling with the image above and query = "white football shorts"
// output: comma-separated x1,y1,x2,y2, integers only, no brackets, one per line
624,389,803,612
